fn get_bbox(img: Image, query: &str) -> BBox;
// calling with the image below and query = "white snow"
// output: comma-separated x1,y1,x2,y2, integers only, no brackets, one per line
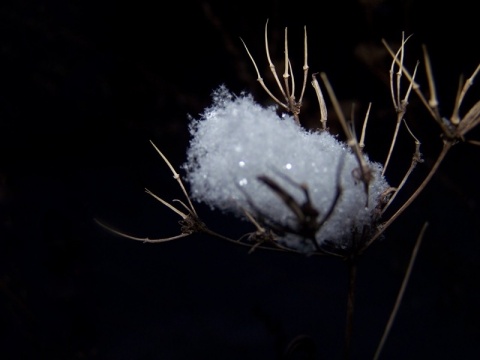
183,86,389,253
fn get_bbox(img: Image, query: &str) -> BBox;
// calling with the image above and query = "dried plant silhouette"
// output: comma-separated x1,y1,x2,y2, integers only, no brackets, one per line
96,21,480,359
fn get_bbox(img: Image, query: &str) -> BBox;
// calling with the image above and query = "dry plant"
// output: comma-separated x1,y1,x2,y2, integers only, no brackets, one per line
96,21,480,359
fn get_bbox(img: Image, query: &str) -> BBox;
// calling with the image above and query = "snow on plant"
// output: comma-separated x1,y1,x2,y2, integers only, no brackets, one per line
183,85,389,254
96,22,480,358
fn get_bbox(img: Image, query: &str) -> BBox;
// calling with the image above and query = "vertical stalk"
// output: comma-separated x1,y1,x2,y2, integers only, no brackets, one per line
373,222,428,360
344,257,357,360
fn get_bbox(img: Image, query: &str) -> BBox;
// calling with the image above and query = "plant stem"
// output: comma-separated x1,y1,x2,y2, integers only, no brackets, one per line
373,222,428,360
362,140,453,252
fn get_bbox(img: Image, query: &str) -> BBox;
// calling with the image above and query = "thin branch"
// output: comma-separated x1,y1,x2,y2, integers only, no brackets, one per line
94,219,191,243
145,188,188,219
388,42,397,110
289,59,296,98
311,73,328,130
382,51,420,176
382,38,437,121
381,119,422,215
373,222,428,360
382,114,402,176
467,139,480,146
403,60,419,103
149,140,197,216
422,45,443,122
362,141,452,252
298,25,309,105
395,32,405,108
359,102,372,149
457,100,480,138
264,19,288,101
320,72,371,200
240,37,289,110
283,27,291,100
451,64,480,125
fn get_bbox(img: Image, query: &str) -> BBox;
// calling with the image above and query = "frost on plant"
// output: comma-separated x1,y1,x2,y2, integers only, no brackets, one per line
96,23,480,259
183,85,390,254
94,21,480,359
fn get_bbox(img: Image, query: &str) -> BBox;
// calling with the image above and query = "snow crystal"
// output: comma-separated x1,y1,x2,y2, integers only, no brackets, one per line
183,86,390,253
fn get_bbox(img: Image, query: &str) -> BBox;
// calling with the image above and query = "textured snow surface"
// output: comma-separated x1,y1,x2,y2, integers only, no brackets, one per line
183,86,389,252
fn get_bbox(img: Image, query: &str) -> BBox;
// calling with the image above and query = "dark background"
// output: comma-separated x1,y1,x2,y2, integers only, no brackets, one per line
1,1,480,359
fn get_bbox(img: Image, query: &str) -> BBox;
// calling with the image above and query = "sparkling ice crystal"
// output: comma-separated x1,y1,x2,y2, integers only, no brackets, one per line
183,86,390,253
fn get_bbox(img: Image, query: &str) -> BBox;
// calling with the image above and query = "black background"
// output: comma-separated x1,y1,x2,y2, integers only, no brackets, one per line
1,1,480,359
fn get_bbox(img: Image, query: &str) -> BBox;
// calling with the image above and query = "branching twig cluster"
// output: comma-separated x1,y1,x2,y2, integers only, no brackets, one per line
96,21,480,359
97,22,480,259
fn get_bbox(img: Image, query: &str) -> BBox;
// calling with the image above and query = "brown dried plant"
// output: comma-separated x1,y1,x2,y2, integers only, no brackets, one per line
96,22,480,359
237,24,479,358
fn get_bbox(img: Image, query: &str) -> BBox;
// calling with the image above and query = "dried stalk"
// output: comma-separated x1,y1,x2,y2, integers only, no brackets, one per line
373,222,428,360
241,20,309,124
